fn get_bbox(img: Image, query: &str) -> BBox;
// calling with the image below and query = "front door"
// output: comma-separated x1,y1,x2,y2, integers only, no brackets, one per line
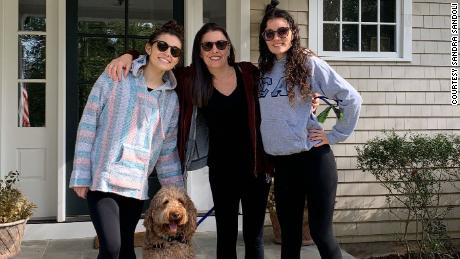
1,0,58,219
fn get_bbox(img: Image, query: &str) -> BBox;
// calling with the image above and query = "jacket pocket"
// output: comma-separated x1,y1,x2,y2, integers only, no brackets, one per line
107,144,150,190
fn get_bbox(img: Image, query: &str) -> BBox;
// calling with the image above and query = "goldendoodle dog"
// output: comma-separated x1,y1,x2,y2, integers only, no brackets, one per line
143,186,197,259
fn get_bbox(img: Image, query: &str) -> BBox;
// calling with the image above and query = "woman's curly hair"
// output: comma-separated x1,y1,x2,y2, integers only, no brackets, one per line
258,0,315,105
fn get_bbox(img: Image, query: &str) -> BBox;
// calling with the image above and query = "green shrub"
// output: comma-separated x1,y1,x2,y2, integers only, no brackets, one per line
356,132,460,258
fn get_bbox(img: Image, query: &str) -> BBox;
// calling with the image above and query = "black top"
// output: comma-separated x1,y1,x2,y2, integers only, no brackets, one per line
202,67,251,170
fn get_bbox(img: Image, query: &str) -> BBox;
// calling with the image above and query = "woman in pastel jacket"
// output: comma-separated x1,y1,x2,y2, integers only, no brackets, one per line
69,21,185,259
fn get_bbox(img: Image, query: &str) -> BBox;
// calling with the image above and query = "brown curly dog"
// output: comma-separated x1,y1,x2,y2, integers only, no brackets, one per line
143,186,197,259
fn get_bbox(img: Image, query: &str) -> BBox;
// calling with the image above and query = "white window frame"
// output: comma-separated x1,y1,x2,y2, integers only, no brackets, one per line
309,0,412,61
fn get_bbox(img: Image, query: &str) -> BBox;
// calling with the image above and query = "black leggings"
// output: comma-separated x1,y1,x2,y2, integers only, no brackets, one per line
209,166,270,259
273,145,341,259
87,190,144,259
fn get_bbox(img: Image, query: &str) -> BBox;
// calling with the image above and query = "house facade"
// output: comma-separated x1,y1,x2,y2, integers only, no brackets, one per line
0,0,458,242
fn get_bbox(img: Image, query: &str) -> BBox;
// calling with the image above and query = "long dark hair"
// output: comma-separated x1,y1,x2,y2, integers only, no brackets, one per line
191,23,236,107
258,0,314,105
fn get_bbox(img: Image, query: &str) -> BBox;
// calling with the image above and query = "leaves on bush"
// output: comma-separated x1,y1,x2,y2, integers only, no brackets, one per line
0,171,36,223
356,132,460,257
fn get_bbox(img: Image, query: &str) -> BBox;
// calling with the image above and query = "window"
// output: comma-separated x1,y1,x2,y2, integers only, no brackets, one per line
77,0,180,117
18,0,46,127
203,0,226,28
310,0,412,61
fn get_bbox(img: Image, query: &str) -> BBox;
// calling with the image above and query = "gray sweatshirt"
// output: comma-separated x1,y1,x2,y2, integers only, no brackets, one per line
258,56,362,156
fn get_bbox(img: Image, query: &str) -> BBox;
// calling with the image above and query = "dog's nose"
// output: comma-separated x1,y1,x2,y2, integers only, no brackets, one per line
170,212,181,220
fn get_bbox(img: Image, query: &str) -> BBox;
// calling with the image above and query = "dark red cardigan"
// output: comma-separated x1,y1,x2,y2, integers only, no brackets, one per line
174,63,270,176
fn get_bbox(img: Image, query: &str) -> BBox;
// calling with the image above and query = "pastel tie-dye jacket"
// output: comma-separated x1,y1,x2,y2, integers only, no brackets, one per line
69,56,184,199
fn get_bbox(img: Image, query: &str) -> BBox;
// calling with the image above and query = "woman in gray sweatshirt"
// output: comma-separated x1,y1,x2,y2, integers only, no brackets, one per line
258,1,362,259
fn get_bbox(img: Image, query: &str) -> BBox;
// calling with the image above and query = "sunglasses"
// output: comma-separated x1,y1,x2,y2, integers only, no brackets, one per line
151,40,182,58
262,27,290,41
200,40,229,52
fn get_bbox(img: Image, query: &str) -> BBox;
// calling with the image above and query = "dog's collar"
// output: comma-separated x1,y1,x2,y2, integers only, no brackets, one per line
147,235,189,250
161,234,189,244
149,243,166,249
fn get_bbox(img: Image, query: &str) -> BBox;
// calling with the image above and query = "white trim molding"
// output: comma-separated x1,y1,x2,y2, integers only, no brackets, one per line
0,0,4,176
57,0,67,223
185,0,203,66
309,0,412,62
226,0,251,62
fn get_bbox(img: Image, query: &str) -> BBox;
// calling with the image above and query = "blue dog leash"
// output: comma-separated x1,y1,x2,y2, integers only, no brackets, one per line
197,207,215,226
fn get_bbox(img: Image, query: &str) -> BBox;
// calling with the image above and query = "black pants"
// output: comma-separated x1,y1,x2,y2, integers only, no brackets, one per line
209,165,270,259
87,190,144,259
273,145,342,259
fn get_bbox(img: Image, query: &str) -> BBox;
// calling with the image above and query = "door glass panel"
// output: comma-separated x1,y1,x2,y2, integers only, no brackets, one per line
18,83,46,127
129,0,174,36
18,35,46,79
19,0,46,31
127,38,150,55
78,37,124,83
204,0,226,28
78,0,125,35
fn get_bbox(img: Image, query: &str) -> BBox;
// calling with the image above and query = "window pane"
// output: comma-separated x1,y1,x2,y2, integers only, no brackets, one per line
342,24,358,51
323,24,340,51
361,25,377,51
79,37,125,83
78,84,93,118
323,0,340,21
19,0,46,31
343,0,359,22
362,0,377,22
18,35,46,79
381,25,396,52
127,38,150,55
78,0,125,35
380,0,396,23
204,0,226,28
18,83,45,127
128,0,174,36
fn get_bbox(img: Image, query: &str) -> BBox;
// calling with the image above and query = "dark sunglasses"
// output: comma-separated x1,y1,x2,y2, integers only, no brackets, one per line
262,27,290,41
200,40,229,51
151,40,182,58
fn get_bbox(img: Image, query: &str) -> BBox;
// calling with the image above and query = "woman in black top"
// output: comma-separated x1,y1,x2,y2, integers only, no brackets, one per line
189,23,270,259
